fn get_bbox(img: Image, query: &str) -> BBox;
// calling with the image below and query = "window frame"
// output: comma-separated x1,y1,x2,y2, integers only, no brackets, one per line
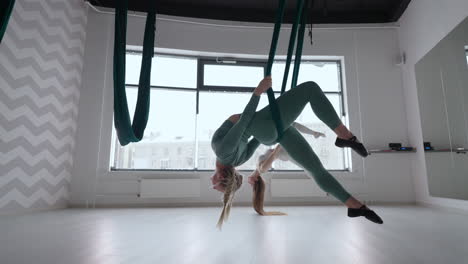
110,51,348,172
199,58,266,92
465,47,468,64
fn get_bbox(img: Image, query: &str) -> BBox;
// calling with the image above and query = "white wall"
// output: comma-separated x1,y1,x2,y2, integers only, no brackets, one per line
414,17,468,201
398,0,468,211
0,0,87,214
71,8,413,207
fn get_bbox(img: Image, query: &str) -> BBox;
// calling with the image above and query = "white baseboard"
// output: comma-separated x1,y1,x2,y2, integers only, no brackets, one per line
0,205,67,216
418,201,468,216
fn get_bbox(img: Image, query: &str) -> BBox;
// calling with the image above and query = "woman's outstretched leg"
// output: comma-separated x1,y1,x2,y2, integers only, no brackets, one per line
250,81,368,156
279,126,383,224
279,126,352,203
250,81,340,143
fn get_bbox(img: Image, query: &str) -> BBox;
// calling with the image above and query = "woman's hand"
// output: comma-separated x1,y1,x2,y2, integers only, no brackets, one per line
254,76,272,96
258,145,281,173
312,131,326,138
272,144,282,156
211,172,226,193
248,171,260,187
228,114,241,123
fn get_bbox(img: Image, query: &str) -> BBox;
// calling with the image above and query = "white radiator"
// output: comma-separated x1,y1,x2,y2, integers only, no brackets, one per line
139,179,201,198
270,179,327,197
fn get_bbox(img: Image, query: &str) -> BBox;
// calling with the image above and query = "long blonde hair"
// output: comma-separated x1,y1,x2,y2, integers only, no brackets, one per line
216,166,286,229
253,175,286,216
216,167,242,229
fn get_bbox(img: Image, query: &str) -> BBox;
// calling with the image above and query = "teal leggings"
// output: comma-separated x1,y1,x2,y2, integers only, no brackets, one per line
247,81,352,203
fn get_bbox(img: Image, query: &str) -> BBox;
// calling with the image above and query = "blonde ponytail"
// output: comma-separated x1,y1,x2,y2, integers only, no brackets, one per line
253,175,286,216
216,167,241,229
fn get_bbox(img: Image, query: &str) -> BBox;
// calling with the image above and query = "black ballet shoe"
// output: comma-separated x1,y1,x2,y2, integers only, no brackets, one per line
335,136,369,157
348,205,384,224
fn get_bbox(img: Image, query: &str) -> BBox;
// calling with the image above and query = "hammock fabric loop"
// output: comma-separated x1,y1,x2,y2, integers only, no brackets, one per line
0,0,15,43
113,0,156,146
265,0,287,142
280,0,305,95
266,0,308,142
291,0,309,89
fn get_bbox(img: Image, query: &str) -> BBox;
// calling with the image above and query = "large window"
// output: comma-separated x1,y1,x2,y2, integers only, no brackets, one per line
110,53,347,171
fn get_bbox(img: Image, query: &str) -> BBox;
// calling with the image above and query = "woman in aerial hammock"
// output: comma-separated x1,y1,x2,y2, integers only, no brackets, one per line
211,77,383,228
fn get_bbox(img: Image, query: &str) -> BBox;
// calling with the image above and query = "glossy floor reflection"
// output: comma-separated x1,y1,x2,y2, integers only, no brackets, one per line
1,205,467,264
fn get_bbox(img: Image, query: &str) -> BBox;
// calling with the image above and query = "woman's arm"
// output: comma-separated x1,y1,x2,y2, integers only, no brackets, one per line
293,122,326,138
228,114,241,123
248,169,261,186
249,145,280,186
217,77,272,154
244,138,261,161
258,145,282,173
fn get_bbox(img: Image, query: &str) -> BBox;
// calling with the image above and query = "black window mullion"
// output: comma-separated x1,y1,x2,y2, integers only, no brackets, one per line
200,86,256,93
125,84,197,92
200,58,266,91
338,61,346,116
201,58,266,67
196,58,203,114
194,58,203,170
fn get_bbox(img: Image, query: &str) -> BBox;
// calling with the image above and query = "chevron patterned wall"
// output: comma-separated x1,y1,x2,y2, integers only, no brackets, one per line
0,0,87,213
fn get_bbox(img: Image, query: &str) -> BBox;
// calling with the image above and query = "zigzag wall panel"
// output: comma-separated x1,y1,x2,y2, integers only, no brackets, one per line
0,0,88,213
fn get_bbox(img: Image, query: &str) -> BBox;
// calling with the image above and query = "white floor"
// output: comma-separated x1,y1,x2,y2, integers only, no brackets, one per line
1,205,467,264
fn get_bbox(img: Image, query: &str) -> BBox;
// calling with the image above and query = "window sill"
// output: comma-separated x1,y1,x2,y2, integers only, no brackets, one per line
101,168,362,182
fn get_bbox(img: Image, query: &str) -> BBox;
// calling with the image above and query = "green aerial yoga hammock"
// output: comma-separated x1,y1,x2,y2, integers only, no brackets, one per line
291,0,308,88
280,0,305,95
0,0,15,43
266,0,308,141
114,0,156,146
